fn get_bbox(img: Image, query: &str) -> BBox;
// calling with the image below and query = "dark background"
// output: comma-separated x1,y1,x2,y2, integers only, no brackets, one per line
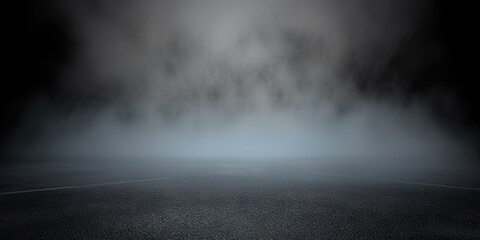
2,0,479,153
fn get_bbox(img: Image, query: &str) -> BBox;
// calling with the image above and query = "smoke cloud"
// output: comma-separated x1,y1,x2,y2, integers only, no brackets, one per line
4,0,478,163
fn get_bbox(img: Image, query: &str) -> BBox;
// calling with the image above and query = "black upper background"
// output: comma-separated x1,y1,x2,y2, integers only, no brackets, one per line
2,1,479,146
3,0,74,145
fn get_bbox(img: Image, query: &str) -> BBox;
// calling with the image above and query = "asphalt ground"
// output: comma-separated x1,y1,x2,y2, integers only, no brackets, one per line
1,159,479,239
